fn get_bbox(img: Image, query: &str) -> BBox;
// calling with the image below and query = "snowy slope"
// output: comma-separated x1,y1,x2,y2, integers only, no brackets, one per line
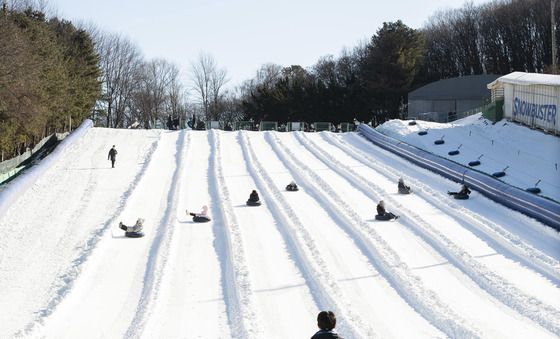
376,114,560,202
0,123,558,339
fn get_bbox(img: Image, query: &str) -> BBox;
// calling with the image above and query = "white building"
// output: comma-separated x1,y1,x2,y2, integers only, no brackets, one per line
487,72,560,134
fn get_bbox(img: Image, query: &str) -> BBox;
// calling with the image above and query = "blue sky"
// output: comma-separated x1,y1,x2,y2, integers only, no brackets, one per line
51,0,489,89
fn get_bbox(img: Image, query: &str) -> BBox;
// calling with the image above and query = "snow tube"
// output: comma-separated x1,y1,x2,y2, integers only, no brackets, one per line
193,215,211,223
526,187,541,194
408,121,417,126
434,139,445,145
398,187,411,194
246,200,262,206
286,185,299,191
448,150,460,156
125,231,145,238
418,131,428,136
452,193,469,200
375,214,397,221
468,160,481,167
359,124,560,231
492,171,506,178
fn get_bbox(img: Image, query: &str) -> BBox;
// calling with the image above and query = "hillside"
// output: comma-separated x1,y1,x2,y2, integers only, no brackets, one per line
0,124,558,338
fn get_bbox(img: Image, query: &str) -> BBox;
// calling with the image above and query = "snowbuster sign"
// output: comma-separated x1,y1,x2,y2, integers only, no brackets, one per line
488,72,560,134
512,97,557,126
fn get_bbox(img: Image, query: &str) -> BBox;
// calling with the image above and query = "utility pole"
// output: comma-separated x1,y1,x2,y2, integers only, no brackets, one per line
553,0,558,73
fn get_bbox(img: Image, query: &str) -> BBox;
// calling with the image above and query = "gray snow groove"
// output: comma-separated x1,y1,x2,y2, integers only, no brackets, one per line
239,131,375,339
16,131,162,338
125,130,188,339
266,132,480,338
325,132,560,284
295,131,560,335
208,131,260,339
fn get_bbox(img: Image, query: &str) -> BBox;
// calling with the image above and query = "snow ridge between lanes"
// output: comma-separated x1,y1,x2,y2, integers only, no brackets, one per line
124,130,188,339
266,132,480,338
209,131,260,338
16,131,161,338
240,132,374,339
295,132,560,335
323,132,560,284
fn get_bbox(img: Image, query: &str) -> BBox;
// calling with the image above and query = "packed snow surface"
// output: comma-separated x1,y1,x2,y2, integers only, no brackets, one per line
377,113,560,202
0,119,559,338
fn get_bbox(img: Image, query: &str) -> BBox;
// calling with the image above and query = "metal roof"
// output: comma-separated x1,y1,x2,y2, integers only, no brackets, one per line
487,71,560,89
408,74,501,100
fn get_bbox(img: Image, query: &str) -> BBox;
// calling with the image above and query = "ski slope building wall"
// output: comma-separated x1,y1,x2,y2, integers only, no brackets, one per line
487,72,560,134
407,74,500,122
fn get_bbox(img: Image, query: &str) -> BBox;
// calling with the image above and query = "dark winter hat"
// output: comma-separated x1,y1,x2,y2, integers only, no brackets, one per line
317,311,336,331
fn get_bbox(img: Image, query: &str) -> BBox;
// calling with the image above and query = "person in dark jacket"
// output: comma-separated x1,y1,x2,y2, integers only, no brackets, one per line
376,200,398,220
398,177,411,194
286,181,299,191
458,184,471,196
248,190,260,202
246,190,261,206
311,311,344,339
108,145,118,168
448,184,471,197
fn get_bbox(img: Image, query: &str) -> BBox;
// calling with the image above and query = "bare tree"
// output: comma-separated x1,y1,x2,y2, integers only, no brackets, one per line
133,59,180,128
190,52,228,122
95,32,142,127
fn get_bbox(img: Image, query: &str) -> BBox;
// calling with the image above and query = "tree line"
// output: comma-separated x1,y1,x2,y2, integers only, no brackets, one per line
1,0,558,160
241,0,559,126
0,1,100,159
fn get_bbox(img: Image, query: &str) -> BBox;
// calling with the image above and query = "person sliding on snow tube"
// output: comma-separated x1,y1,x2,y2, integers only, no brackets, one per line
398,177,411,194
286,181,299,191
119,218,145,237
448,184,471,200
375,200,398,221
247,189,261,206
188,205,211,223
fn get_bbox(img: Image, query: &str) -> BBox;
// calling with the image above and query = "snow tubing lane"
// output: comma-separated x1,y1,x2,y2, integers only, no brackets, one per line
358,124,560,231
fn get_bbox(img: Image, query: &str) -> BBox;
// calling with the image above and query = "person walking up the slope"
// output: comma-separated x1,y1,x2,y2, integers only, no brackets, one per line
108,145,118,168
311,311,344,339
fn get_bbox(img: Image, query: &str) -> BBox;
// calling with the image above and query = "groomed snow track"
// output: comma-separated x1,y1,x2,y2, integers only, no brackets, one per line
0,127,558,339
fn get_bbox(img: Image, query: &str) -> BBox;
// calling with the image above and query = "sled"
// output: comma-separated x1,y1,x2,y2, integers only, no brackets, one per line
448,192,469,200
286,185,299,191
247,200,262,206
526,187,541,194
468,160,481,167
193,215,211,223
398,187,411,194
125,231,145,238
375,214,398,221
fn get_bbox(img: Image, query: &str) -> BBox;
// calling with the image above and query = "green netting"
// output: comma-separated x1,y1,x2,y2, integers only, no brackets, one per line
287,122,304,131
259,121,278,131
207,121,222,129
314,122,332,131
340,122,354,132
235,121,254,130
483,99,504,122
